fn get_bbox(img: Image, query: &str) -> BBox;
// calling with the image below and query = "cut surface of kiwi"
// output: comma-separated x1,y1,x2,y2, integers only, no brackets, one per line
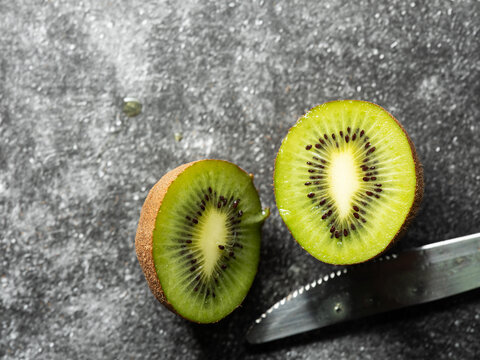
274,100,423,265
135,160,269,323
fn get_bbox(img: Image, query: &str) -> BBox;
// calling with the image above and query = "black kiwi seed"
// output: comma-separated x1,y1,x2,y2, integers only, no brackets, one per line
307,192,315,198
305,182,312,186
352,133,357,141
306,145,312,150
315,143,321,149
218,245,225,250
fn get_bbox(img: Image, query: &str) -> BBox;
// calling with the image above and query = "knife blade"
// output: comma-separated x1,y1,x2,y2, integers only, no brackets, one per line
246,233,480,344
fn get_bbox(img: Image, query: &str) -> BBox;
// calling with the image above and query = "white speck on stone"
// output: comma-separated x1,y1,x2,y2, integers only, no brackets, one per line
435,147,440,152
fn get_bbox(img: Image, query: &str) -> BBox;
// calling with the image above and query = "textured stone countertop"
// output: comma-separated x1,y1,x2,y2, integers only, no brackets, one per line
1,1,479,359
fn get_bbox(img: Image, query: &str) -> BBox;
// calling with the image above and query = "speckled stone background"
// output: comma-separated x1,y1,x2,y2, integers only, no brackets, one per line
1,0,479,359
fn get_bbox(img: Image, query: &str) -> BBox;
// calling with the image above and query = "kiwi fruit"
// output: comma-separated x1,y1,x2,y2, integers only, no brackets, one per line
135,160,269,323
274,100,423,265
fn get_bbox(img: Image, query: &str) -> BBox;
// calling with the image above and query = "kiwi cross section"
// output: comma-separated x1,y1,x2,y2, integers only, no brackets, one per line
274,100,421,265
150,160,267,323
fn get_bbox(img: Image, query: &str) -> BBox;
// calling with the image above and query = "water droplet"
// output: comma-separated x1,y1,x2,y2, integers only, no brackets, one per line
123,97,142,117
334,303,342,313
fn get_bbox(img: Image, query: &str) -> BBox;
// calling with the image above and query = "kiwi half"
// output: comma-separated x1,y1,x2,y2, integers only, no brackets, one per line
135,160,269,323
274,100,423,265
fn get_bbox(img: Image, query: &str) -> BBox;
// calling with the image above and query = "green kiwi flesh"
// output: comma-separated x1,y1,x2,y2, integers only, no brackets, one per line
274,100,423,265
136,160,269,323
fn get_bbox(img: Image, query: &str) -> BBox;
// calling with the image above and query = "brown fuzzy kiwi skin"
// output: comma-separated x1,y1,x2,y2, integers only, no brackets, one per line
135,161,196,316
273,100,424,265
135,159,267,322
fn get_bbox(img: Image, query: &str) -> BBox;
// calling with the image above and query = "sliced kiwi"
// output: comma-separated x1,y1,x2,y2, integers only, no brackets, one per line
135,160,269,323
274,100,423,265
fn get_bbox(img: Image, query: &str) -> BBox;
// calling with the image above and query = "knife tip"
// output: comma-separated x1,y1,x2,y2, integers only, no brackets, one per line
245,322,265,345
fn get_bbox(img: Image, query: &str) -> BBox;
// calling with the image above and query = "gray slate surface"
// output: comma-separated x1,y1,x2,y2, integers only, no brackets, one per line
1,0,479,359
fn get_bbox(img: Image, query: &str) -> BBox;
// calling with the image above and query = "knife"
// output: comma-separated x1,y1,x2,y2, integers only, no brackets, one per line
246,233,480,344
